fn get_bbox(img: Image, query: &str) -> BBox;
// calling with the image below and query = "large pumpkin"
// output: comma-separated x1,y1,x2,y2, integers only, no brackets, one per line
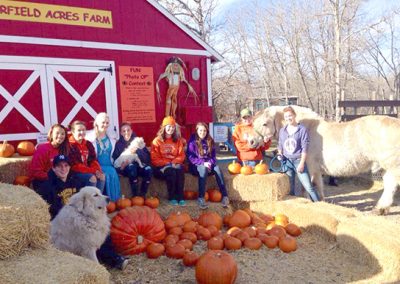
195,250,238,284
227,160,241,175
0,141,15,158
16,141,35,156
111,206,166,255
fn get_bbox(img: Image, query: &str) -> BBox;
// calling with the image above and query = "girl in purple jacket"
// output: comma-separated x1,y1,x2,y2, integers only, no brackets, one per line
187,122,229,209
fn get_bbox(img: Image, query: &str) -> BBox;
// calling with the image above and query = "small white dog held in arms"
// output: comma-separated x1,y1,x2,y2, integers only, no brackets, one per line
50,186,110,262
114,137,146,168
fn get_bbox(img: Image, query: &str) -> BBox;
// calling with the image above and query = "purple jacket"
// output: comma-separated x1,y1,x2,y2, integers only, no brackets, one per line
187,134,217,167
278,124,309,159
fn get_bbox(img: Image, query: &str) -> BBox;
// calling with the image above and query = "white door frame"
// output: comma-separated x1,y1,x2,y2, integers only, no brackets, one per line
0,55,119,141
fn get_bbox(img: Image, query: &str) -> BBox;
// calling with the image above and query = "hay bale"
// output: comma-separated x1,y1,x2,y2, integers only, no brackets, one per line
337,216,400,282
0,155,32,184
156,199,233,219
225,172,289,202
0,183,50,259
0,246,110,284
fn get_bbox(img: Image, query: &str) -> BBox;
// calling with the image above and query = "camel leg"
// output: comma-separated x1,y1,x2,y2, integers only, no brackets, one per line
376,171,399,215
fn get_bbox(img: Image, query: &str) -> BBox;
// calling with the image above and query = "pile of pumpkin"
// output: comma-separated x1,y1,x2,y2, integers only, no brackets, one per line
109,206,301,283
1,140,36,187
183,188,223,202
106,195,160,213
228,160,269,175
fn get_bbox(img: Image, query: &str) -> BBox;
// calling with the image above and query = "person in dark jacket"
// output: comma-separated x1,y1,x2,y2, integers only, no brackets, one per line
112,122,153,197
187,122,229,209
41,154,129,271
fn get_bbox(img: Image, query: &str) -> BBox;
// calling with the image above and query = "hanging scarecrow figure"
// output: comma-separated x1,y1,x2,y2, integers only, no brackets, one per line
156,57,198,118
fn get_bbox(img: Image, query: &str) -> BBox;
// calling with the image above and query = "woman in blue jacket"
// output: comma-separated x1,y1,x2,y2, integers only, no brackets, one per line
187,122,229,209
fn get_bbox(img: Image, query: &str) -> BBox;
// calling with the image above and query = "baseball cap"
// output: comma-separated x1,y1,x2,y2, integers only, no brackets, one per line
240,108,252,118
53,154,70,167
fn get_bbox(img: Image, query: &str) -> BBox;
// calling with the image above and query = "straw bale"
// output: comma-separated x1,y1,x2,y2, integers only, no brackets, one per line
0,155,32,184
0,246,110,284
0,183,50,259
337,216,400,282
155,199,233,220
120,173,217,199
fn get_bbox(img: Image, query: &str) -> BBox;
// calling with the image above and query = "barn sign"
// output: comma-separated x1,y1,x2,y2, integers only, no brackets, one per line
0,0,112,28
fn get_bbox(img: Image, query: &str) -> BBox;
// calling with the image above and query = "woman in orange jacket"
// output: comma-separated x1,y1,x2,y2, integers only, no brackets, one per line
151,116,186,206
232,108,271,167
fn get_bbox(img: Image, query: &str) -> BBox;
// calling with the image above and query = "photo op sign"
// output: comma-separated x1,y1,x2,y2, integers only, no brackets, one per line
119,66,156,123
0,0,113,28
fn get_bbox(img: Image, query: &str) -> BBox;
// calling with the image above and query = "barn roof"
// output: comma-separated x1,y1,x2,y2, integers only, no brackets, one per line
147,0,223,62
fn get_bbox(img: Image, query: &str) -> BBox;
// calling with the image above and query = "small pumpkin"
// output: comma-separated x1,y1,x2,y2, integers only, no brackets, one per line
197,227,212,241
16,141,35,156
207,189,222,202
223,214,232,226
131,196,145,206
254,160,269,175
279,236,297,253
244,237,262,250
195,250,238,284
274,213,289,227
228,210,251,228
116,195,131,210
263,235,279,249
167,211,192,227
169,226,183,236
180,232,198,244
106,201,117,213
285,223,302,237
198,212,223,230
240,164,253,175
207,237,224,250
224,236,242,250
268,225,286,239
144,196,160,208
206,225,219,237
13,175,31,187
177,239,193,250
0,141,15,158
183,251,200,266
183,220,198,233
228,160,241,174
184,190,198,200
166,243,186,259
242,226,257,238
165,218,178,230
164,234,179,246
146,243,165,259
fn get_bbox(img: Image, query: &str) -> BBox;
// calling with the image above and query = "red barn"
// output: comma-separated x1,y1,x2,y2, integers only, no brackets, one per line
0,0,222,144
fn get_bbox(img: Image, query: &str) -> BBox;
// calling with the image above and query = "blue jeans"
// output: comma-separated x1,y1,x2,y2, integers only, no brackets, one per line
242,160,261,167
75,172,105,192
119,163,153,197
190,164,228,198
283,158,320,202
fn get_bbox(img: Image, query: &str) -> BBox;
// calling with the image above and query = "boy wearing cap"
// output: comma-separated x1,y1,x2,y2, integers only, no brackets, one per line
150,116,186,206
232,108,271,167
40,154,129,270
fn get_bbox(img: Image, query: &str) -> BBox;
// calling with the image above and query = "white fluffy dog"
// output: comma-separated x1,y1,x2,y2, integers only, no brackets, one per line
51,186,110,262
114,137,146,168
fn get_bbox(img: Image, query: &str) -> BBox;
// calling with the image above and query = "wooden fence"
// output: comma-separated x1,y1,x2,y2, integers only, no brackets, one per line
338,100,400,121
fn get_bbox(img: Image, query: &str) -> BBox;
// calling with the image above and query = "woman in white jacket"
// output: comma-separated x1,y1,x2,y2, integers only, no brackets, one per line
87,112,121,201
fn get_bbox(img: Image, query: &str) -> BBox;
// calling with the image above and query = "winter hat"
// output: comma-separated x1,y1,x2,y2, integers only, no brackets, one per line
162,116,176,127
240,108,252,118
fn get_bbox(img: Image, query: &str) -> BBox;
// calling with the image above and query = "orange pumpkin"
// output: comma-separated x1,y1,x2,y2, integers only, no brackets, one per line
146,243,165,259
0,141,15,158
279,236,297,253
207,189,222,202
16,141,35,156
13,175,31,187
254,160,269,174
274,213,289,227
131,196,145,206
106,201,117,213
167,211,192,227
144,196,160,208
207,237,224,250
244,237,262,250
183,220,198,233
166,243,186,259
228,210,251,228
195,250,238,284
224,236,242,250
240,165,253,175
268,225,287,239
184,190,198,200
285,223,302,237
228,160,241,174
169,226,183,236
183,251,200,266
197,227,212,241
116,195,131,210
110,206,166,255
177,239,193,250
180,232,198,244
198,212,223,230
204,191,209,201
263,235,279,249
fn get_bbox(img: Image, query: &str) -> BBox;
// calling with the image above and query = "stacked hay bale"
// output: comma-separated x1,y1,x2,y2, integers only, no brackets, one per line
0,156,32,184
0,183,110,283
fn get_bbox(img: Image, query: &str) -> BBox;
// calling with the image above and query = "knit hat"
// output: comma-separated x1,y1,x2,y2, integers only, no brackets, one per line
240,108,252,118
162,116,176,127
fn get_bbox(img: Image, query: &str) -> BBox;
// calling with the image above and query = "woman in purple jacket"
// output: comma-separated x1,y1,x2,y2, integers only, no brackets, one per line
187,122,229,209
277,106,320,202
